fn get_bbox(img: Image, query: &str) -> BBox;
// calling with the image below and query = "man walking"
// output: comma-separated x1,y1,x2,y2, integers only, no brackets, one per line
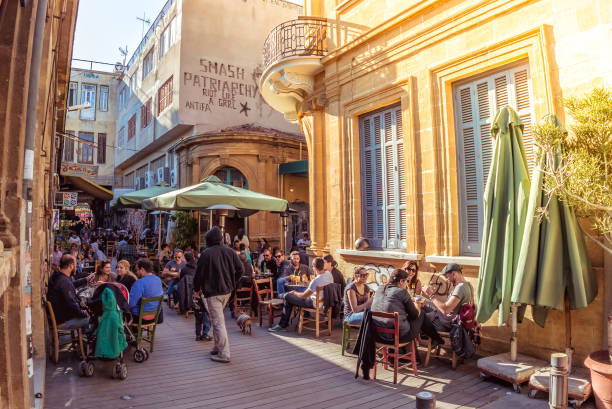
194,227,243,363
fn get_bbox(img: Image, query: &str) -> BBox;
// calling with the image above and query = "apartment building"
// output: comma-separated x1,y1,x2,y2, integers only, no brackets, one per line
114,0,305,245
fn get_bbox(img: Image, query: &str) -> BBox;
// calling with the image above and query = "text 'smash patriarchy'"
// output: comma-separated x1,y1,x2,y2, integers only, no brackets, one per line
183,58,259,116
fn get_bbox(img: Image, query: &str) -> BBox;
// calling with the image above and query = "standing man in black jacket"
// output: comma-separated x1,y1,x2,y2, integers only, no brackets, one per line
194,227,243,363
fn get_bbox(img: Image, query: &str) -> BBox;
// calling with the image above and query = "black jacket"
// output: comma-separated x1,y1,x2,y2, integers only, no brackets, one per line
330,267,346,295
47,270,86,324
352,309,375,380
194,227,244,298
371,284,419,340
323,282,343,318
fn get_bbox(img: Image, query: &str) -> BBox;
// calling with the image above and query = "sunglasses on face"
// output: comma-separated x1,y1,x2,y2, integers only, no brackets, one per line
274,255,282,259
407,268,417,273
356,273,368,278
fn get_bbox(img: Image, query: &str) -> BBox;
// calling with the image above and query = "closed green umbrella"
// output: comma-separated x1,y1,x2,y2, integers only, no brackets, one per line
112,182,175,208
476,107,531,326
511,114,597,329
141,176,288,214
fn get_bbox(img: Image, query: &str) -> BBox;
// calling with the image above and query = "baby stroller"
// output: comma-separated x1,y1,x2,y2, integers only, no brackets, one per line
77,282,131,380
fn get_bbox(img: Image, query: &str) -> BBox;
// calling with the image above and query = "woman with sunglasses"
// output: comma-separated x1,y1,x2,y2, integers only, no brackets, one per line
402,261,422,297
343,267,374,325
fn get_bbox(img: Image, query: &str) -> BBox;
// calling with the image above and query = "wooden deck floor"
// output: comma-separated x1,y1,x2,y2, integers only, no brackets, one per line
44,306,555,409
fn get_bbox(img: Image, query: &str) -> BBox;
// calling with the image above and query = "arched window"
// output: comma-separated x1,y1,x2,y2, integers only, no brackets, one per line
213,167,248,189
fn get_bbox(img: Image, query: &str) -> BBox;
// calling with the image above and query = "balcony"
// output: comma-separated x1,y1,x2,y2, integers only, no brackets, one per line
260,17,329,123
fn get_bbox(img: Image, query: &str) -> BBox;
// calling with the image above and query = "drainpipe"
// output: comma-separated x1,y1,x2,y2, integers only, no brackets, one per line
23,0,49,404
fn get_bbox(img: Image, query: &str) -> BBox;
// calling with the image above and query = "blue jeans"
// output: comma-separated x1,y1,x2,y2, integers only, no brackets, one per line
277,277,287,296
58,316,90,330
194,297,210,337
167,279,178,300
345,312,365,325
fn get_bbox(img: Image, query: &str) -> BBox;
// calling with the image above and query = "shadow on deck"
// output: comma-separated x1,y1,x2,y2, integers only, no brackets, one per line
44,306,556,409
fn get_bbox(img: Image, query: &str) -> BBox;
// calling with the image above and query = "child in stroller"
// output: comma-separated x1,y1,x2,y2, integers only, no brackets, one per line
77,282,132,379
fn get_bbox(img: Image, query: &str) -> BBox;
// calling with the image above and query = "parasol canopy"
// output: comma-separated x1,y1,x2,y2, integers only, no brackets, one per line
475,106,531,326
111,182,175,208
141,176,288,215
511,114,597,327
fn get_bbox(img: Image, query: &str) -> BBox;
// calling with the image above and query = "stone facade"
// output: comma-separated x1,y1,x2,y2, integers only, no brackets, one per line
0,0,78,408
262,0,612,365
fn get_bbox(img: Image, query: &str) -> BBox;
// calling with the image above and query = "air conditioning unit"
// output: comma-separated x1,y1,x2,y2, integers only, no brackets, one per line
156,167,164,183
169,169,177,187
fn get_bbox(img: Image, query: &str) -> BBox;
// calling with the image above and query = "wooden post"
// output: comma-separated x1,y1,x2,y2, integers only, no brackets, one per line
565,295,574,372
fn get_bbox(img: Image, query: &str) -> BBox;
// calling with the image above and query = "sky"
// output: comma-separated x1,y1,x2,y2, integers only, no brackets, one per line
71,0,303,71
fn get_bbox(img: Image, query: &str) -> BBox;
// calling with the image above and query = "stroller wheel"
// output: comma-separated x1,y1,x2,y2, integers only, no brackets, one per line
133,348,146,363
113,362,128,380
143,349,150,361
119,363,128,380
79,361,94,377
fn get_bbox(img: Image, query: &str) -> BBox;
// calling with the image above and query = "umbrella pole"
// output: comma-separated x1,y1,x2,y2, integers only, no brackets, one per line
565,294,574,373
511,303,518,362
158,213,162,253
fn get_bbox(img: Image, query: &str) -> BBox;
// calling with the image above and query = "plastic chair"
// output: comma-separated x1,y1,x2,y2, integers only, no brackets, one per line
298,285,332,338
45,301,86,364
371,311,419,384
253,277,283,327
129,295,163,363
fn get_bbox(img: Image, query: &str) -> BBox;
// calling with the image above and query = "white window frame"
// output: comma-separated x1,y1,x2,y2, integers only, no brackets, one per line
68,82,78,107
99,85,109,111
79,84,96,120
63,131,75,162
454,62,533,256
159,17,176,60
359,104,406,250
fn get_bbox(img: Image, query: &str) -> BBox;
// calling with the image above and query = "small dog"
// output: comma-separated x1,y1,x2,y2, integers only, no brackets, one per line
236,313,252,335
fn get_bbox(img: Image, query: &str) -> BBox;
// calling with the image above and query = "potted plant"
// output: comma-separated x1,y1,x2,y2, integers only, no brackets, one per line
535,88,612,408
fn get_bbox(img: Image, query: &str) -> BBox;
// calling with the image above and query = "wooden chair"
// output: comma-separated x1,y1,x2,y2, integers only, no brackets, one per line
129,295,163,360
253,277,283,327
298,285,332,338
341,320,360,355
45,301,86,364
371,311,419,384
425,331,458,369
105,241,117,258
234,286,253,316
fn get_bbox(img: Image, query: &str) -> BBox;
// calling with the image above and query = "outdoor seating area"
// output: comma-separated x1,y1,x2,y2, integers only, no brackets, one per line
44,303,565,409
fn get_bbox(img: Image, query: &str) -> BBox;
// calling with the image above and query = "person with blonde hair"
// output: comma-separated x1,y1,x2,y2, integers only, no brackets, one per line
116,259,138,291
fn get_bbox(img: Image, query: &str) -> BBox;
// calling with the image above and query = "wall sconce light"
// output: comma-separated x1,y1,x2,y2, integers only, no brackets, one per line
288,184,294,192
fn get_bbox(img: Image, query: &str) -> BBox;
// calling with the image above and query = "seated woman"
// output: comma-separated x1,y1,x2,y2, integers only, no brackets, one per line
371,269,444,346
323,254,346,295
344,267,373,325
116,260,138,291
402,261,422,297
94,260,112,284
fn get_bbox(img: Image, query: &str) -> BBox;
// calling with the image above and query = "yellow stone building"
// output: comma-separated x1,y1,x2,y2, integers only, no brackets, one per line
260,0,612,364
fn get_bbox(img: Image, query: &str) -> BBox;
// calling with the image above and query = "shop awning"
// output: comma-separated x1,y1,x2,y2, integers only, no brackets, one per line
64,176,113,200
279,160,308,177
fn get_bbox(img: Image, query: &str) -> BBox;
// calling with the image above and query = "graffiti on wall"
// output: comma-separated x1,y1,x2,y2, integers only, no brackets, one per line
183,58,269,117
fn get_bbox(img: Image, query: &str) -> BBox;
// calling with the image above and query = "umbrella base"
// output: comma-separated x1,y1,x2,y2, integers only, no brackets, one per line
528,366,591,406
478,352,547,393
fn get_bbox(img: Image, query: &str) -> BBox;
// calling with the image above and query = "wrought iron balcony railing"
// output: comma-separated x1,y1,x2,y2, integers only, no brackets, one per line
263,17,329,70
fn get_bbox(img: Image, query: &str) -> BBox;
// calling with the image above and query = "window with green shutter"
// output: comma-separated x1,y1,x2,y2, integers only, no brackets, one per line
454,63,533,256
359,104,406,250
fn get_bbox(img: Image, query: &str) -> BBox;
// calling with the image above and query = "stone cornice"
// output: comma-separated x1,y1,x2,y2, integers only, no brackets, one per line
175,130,306,153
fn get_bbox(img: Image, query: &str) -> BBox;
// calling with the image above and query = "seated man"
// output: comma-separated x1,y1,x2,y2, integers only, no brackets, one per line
129,258,164,319
162,249,185,306
258,248,276,276
268,257,332,332
277,250,312,296
422,263,473,333
47,254,89,329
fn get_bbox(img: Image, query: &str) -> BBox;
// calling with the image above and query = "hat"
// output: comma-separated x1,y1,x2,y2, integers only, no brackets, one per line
441,263,462,276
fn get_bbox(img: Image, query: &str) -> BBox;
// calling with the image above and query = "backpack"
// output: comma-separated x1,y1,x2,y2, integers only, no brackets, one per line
457,282,477,330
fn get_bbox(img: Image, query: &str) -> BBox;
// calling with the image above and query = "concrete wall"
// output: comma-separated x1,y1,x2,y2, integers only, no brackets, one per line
115,0,303,175
65,68,117,186
301,0,612,365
